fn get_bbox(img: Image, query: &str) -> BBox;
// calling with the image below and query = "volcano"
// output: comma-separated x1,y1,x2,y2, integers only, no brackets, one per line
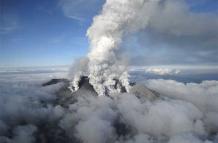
38,77,160,143
43,76,160,106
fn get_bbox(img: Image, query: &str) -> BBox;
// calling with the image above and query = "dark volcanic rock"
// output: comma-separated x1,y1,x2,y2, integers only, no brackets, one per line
44,76,159,103
130,84,160,101
55,76,98,107
42,79,69,86
77,76,97,93
54,76,159,107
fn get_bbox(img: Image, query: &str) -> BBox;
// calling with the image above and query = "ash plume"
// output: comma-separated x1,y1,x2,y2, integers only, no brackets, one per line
70,0,218,96
71,0,163,96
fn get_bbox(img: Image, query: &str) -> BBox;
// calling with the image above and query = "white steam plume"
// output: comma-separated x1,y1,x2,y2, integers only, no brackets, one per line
71,0,162,96
68,0,218,95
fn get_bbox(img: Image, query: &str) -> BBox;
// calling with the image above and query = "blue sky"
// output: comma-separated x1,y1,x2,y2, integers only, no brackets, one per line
0,0,218,67
0,0,104,67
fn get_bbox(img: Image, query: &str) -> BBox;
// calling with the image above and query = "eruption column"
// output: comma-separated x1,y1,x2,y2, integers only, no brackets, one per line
71,0,161,96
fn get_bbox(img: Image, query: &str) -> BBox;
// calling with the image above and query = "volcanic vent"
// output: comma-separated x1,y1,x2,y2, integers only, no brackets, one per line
69,76,129,96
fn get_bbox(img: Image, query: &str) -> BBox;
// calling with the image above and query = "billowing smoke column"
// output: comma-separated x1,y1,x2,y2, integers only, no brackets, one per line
71,0,161,96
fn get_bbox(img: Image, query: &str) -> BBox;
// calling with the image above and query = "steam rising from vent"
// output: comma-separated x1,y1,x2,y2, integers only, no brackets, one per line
71,0,162,96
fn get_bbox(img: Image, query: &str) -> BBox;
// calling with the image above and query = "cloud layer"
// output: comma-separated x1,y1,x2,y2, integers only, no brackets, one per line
1,70,218,143
146,79,218,133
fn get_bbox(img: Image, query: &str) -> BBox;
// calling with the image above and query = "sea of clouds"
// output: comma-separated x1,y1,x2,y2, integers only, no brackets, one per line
0,67,218,143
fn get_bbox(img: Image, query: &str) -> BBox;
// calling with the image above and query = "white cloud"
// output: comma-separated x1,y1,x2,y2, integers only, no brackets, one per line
146,79,218,134
58,0,104,21
146,79,218,111
1,68,218,142
145,67,180,75
168,134,209,143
